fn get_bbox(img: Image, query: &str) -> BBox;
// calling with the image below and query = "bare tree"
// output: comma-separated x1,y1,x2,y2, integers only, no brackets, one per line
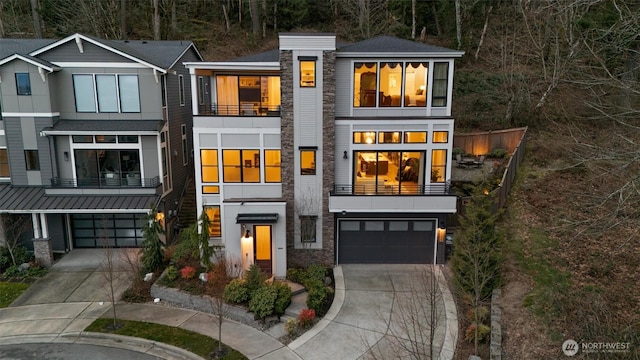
474,5,492,61
119,0,126,39
29,0,42,38
153,0,161,40
455,0,461,49
294,186,320,249
0,214,31,268
98,220,121,330
249,0,259,36
411,0,416,39
205,257,241,358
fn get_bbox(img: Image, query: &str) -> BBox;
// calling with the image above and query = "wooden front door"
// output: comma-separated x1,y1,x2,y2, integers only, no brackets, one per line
254,225,272,276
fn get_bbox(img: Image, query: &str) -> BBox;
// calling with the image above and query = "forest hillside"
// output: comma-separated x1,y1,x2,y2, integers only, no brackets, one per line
2,1,639,358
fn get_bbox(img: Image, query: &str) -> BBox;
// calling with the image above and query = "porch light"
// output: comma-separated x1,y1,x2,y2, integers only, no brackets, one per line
343,151,348,159
241,229,254,273
155,211,165,229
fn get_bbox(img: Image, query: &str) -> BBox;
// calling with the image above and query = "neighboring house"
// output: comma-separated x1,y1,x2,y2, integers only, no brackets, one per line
0,34,201,264
186,34,463,278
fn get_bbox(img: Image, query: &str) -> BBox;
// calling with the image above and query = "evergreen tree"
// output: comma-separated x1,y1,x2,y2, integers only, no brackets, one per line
198,207,213,271
140,206,165,273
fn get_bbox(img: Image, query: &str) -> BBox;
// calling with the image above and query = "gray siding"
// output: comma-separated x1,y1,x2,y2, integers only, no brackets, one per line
0,60,53,113
141,135,160,180
5,117,27,184
335,59,351,117
4,116,54,186
46,213,67,251
334,124,350,185
55,67,162,120
54,136,73,179
39,40,129,63
298,92,318,145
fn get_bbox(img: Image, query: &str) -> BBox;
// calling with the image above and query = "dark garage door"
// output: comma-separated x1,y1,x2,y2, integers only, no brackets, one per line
338,219,436,264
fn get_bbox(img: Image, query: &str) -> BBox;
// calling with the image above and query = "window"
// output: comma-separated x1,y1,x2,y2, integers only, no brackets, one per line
365,221,384,231
389,221,409,231
202,185,219,194
73,135,93,143
300,150,316,175
354,62,377,107
25,150,39,170
181,124,188,166
161,75,167,107
378,132,401,144
353,132,376,144
160,131,172,192
300,216,317,243
222,150,260,183
96,135,116,143
341,221,360,231
201,149,219,183
15,73,31,95
179,75,185,106
264,150,281,182
73,74,140,113
432,62,449,107
118,135,139,143
404,62,427,107
355,151,425,194
215,75,281,116
404,132,427,143
300,60,316,87
198,76,205,105
0,149,10,177
379,63,402,107
204,206,222,237
431,149,447,182
432,131,449,143
74,149,140,187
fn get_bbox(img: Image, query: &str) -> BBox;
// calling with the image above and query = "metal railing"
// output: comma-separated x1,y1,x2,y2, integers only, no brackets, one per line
331,183,451,196
198,104,281,116
50,176,160,188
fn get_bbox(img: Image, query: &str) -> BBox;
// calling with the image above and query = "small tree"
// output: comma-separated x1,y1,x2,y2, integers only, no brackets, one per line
0,214,32,268
451,182,503,355
198,206,213,271
140,206,164,273
97,218,121,330
205,258,232,358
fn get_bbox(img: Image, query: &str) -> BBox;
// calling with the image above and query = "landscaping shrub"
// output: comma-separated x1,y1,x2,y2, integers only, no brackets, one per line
223,279,249,304
452,147,464,158
488,148,508,158
3,265,21,277
465,322,491,343
244,264,267,296
305,279,328,316
273,281,292,316
286,268,305,284
248,285,277,320
285,318,297,336
165,265,179,281
180,266,196,279
297,308,316,329
0,246,34,272
305,264,326,283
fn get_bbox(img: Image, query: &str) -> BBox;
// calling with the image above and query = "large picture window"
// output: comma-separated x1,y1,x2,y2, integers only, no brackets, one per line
354,151,425,194
73,74,140,113
215,75,280,115
431,149,447,182
74,149,140,186
353,61,429,108
354,62,377,107
222,150,260,183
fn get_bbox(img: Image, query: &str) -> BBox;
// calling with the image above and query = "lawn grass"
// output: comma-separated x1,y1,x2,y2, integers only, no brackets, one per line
86,318,247,359
0,282,30,308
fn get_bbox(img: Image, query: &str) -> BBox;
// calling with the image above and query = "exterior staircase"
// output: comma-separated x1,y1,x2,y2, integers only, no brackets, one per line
265,281,308,339
177,176,197,230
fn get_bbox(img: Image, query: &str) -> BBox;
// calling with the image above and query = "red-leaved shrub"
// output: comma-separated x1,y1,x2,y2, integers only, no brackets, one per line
180,266,196,279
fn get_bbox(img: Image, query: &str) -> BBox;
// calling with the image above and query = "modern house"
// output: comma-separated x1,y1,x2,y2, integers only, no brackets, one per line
186,34,463,278
0,33,202,265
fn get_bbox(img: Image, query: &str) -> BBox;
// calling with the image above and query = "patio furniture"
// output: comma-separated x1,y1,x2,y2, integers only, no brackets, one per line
473,155,486,168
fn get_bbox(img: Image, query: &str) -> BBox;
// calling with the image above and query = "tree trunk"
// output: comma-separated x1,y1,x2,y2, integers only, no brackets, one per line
411,0,416,39
0,5,5,38
455,0,461,49
30,0,43,38
475,5,492,60
432,2,441,36
261,0,266,38
222,4,230,32
273,1,277,32
238,0,242,25
250,0,259,36
153,0,161,40
171,0,177,37
119,0,127,39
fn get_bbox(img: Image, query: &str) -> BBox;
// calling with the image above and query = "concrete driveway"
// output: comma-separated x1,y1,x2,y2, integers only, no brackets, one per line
289,264,457,360
10,249,137,307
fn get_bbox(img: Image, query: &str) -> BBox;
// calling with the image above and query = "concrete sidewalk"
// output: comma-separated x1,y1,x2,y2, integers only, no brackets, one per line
0,261,458,360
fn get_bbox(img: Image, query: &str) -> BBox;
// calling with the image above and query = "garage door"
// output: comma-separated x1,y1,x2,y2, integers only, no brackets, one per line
72,213,146,248
338,219,435,264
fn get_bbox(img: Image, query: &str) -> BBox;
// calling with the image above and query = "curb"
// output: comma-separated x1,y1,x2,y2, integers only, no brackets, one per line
435,265,458,360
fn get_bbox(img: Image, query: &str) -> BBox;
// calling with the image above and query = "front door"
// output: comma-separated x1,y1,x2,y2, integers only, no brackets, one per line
254,225,272,276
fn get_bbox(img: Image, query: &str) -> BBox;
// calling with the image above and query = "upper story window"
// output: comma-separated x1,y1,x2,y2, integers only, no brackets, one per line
0,149,10,177
300,59,316,87
179,75,185,106
201,149,219,183
300,149,316,175
378,132,401,144
432,131,449,143
25,150,40,170
222,149,260,183
404,131,428,143
264,150,281,182
432,63,449,107
73,74,140,113
353,61,430,108
15,73,31,95
353,132,376,144
215,75,281,116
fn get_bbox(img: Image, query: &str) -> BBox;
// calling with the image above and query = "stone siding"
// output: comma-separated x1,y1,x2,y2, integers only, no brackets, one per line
33,238,53,267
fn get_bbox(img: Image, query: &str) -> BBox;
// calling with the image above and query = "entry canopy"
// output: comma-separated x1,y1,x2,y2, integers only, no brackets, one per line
236,213,279,224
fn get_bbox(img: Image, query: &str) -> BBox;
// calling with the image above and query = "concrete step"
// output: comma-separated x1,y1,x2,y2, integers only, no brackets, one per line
285,292,308,318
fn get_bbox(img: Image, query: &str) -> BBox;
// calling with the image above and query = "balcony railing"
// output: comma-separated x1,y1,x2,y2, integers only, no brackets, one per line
50,176,160,189
198,104,281,117
331,183,451,196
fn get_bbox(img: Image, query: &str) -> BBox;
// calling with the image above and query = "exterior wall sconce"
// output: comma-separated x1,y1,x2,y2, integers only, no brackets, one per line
63,151,69,161
241,228,254,273
343,151,348,159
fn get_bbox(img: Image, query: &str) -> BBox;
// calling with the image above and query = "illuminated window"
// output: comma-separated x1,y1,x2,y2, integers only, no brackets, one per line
379,63,401,107
353,132,376,144
432,131,449,143
222,150,260,183
404,63,427,107
378,132,401,143
354,62,377,107
300,150,316,175
215,75,281,116
201,150,219,183
404,131,427,143
0,149,10,177
431,149,447,183
204,205,222,237
202,185,219,194
300,60,316,87
264,150,281,183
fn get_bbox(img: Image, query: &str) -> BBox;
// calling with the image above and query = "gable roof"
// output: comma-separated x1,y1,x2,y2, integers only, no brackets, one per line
0,33,201,72
0,53,60,72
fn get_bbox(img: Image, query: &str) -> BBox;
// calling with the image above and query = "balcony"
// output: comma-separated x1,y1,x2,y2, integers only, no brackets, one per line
46,176,161,196
329,183,457,214
198,104,280,117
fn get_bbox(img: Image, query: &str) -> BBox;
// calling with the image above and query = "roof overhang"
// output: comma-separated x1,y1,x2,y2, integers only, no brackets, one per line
30,33,167,74
0,54,61,72
236,213,279,224
184,62,280,72
337,51,465,58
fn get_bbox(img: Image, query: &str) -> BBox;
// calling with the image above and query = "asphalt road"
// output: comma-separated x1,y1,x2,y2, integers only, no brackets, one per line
0,343,163,360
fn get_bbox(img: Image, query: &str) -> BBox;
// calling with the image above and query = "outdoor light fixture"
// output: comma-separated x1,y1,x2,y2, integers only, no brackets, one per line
241,229,254,272
63,151,69,161
343,151,348,159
